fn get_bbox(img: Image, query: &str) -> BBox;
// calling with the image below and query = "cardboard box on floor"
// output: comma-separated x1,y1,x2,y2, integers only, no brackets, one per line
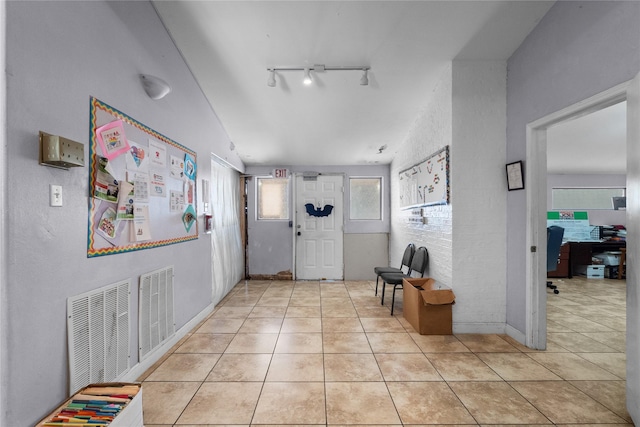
403,278,455,335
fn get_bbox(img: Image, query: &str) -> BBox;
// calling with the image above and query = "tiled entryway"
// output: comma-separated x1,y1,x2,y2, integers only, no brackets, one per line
140,276,632,425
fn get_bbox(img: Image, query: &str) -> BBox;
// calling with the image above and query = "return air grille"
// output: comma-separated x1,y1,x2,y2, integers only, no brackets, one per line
67,280,130,394
139,266,175,361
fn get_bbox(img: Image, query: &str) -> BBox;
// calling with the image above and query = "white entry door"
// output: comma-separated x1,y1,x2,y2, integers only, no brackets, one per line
295,174,344,280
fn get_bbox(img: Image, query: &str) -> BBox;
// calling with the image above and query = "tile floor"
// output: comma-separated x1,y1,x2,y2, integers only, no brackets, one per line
140,275,633,426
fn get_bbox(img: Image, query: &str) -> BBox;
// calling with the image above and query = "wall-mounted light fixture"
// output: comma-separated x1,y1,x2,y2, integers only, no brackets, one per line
39,131,85,170
266,64,371,87
140,74,172,99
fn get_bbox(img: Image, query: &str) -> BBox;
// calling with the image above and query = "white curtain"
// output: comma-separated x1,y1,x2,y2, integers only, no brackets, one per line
210,156,244,305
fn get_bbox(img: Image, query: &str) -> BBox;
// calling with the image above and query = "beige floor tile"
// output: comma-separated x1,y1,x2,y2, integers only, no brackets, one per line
222,294,260,306
359,317,405,332
548,313,615,333
322,296,355,307
455,333,519,352
196,317,244,333
321,289,351,298
449,381,551,424
576,352,626,379
175,333,233,353
142,382,200,425
210,305,253,318
375,353,442,381
323,332,372,353
256,296,291,306
145,353,220,381
427,353,502,381
527,352,620,380
262,289,294,299
510,381,626,424
248,306,287,318
477,353,562,381
286,305,321,317
322,318,364,333
275,332,323,353
176,382,262,424
581,331,626,352
570,380,632,422
591,314,627,331
322,305,359,317
410,333,470,353
548,332,618,352
281,317,322,333
355,305,396,317
237,317,283,333
326,382,401,424
387,382,476,424
225,333,278,353
253,382,326,424
367,332,422,353
266,353,325,381
324,353,383,381
205,353,272,381
289,296,322,306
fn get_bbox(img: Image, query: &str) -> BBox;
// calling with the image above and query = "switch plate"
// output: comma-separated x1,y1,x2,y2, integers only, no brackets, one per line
50,184,63,207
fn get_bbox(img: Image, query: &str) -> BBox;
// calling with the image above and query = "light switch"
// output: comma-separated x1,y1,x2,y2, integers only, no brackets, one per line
50,184,63,207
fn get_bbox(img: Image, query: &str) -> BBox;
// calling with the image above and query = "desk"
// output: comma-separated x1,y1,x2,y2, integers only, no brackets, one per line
567,241,626,278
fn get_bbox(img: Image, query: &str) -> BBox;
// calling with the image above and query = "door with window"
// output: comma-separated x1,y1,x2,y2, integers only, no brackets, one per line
295,174,344,280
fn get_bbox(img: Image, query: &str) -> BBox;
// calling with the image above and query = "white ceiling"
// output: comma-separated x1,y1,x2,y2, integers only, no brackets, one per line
547,101,627,175
153,1,555,166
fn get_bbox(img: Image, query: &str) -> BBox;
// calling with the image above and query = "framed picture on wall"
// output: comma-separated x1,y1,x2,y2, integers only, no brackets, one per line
506,160,525,191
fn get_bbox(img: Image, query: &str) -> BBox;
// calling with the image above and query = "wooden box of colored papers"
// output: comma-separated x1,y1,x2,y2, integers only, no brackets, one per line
35,382,143,427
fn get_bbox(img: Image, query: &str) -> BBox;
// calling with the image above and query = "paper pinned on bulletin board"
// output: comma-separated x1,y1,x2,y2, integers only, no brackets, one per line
87,97,198,257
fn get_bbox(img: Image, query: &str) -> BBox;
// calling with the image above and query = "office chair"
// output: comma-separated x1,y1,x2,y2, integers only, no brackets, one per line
374,243,415,296
379,246,429,315
547,225,565,294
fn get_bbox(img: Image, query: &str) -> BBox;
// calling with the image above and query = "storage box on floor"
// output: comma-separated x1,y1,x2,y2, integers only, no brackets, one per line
576,264,605,278
35,382,143,427
403,278,455,335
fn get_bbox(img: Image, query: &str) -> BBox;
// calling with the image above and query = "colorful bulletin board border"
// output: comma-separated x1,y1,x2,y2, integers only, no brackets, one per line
87,97,198,257
399,145,450,209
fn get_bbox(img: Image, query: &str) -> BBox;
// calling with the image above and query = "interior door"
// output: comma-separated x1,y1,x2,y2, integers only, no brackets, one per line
626,71,639,424
295,174,344,280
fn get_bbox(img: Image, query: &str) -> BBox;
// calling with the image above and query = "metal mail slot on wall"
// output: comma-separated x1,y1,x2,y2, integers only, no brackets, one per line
39,131,85,170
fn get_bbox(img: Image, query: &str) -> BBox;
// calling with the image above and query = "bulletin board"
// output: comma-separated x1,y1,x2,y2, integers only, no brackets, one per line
399,146,449,209
87,97,198,257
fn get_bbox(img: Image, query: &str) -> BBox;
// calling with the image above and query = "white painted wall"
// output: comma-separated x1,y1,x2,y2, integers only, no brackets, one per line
3,2,243,425
390,64,453,289
390,60,507,333
451,60,507,332
506,0,640,334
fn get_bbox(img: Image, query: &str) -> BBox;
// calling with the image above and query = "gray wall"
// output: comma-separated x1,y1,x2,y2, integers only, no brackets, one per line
3,2,242,425
506,1,640,334
245,164,390,278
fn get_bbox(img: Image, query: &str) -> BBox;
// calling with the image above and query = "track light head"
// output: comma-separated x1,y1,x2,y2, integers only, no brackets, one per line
303,68,312,85
360,69,369,86
267,69,276,87
140,74,171,99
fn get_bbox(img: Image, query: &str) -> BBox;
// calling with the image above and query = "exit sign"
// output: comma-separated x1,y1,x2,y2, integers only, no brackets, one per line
273,168,288,178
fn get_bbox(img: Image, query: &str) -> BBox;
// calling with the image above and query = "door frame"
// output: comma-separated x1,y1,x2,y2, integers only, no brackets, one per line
525,81,629,349
292,172,345,280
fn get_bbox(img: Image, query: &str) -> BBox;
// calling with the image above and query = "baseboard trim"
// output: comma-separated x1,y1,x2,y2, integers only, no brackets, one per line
452,322,506,334
122,302,215,382
505,324,526,346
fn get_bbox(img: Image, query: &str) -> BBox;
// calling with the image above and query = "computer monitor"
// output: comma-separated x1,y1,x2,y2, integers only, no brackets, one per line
612,196,626,210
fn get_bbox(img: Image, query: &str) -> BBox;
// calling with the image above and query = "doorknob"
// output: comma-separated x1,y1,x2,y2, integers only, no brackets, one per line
297,232,301,236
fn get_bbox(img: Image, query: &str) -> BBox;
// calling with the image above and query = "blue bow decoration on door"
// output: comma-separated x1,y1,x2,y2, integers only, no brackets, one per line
305,203,334,217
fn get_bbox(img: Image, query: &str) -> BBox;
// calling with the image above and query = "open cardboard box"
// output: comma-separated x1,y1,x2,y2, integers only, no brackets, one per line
403,277,455,335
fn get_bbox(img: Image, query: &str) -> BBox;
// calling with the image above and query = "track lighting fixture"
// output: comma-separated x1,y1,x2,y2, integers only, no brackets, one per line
266,64,371,87
267,69,276,87
360,69,369,86
303,68,312,85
